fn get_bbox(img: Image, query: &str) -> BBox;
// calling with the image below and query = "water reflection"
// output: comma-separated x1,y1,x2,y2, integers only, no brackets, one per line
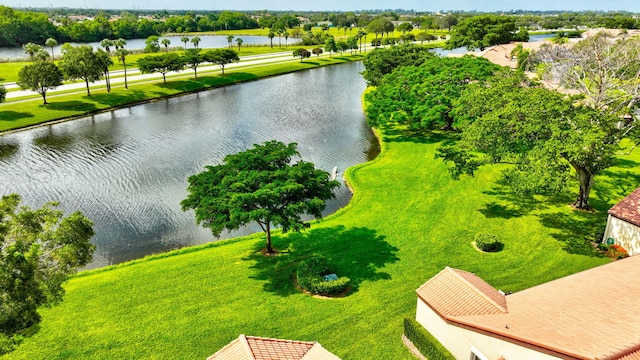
0,62,376,269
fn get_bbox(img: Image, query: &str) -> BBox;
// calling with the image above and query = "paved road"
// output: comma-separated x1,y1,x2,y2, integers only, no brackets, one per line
3,49,368,100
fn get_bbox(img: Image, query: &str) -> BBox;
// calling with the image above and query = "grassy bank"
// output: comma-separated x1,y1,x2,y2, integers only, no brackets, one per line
3,123,632,359
0,54,363,133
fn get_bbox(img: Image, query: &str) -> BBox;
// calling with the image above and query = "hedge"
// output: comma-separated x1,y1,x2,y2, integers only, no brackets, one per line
403,318,455,360
296,256,350,296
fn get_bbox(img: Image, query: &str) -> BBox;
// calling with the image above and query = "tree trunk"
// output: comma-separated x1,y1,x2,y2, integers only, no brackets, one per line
123,63,128,89
41,91,48,105
265,222,274,253
572,164,594,210
85,79,91,96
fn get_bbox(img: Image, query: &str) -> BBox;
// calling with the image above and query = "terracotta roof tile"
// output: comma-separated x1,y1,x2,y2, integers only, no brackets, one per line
420,256,640,360
608,187,640,226
208,335,340,360
416,267,507,317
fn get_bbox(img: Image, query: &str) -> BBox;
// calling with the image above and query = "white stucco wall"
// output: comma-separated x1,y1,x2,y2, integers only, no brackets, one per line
603,216,640,256
415,299,563,360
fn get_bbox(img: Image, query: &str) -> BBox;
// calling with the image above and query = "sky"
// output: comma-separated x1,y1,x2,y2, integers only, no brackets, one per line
4,0,640,12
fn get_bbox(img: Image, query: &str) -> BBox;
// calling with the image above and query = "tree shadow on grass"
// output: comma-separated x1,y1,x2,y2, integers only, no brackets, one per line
592,168,640,210
537,210,606,257
44,100,97,112
0,111,34,122
479,180,573,220
380,126,458,145
89,90,148,107
244,225,399,297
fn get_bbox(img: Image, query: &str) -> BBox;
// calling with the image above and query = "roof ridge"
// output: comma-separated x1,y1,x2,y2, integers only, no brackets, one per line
446,267,507,314
245,335,316,345
239,334,257,360
600,341,640,360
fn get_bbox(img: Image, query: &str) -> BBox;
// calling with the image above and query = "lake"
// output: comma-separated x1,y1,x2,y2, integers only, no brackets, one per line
0,61,377,269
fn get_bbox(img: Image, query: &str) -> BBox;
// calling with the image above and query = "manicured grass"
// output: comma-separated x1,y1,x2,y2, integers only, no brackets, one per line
0,55,362,132
3,122,633,359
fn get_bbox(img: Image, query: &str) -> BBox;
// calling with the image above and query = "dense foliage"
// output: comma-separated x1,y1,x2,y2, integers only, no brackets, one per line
366,56,500,130
181,141,340,253
0,194,94,337
403,318,455,360
296,256,350,295
137,52,186,83
446,14,529,51
474,233,501,252
16,61,64,104
361,44,435,86
0,6,57,47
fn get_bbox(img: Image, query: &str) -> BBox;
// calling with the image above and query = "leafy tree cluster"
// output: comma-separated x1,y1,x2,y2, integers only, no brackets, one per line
138,48,239,81
446,14,529,51
0,194,94,338
361,44,435,86
181,141,340,254
365,55,501,130
0,6,57,47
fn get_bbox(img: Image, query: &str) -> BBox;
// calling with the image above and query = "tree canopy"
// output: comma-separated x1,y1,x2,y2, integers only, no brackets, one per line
437,71,623,209
0,194,94,337
59,45,109,96
446,14,529,51
361,44,435,87
203,49,239,75
365,55,501,130
17,61,64,105
181,141,340,254
137,52,186,83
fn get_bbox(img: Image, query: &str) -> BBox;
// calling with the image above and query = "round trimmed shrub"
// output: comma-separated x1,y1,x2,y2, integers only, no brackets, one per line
296,256,350,296
474,232,502,252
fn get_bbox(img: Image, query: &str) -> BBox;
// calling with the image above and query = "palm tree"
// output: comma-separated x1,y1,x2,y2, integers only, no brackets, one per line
181,36,190,50
100,39,115,91
45,38,57,61
236,38,243,52
268,31,275,48
161,38,171,52
283,31,289,48
23,43,43,62
114,38,129,89
190,36,201,49
226,35,234,49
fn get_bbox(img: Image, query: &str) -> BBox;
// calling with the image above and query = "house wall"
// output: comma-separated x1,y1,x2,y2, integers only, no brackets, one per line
415,299,564,360
603,216,640,256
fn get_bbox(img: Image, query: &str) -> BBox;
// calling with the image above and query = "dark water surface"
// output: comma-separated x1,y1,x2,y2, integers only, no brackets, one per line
0,62,377,269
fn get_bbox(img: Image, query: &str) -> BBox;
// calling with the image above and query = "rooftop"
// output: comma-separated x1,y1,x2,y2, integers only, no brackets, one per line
207,335,340,360
417,256,640,359
608,187,640,227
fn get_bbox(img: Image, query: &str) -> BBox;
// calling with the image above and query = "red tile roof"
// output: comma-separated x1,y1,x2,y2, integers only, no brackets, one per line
207,335,340,360
417,257,640,360
416,267,507,317
609,187,640,227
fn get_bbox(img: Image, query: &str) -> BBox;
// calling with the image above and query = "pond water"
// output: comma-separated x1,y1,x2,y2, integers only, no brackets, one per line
430,33,555,56
0,62,377,269
0,35,299,60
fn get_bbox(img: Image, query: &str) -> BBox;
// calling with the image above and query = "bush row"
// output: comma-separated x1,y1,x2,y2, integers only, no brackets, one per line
403,318,455,360
296,256,350,296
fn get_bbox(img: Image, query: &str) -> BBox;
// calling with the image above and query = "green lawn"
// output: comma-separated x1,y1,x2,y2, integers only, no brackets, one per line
3,123,632,359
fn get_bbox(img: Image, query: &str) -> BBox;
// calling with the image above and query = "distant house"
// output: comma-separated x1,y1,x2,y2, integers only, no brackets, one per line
207,334,340,360
415,258,640,360
603,187,640,255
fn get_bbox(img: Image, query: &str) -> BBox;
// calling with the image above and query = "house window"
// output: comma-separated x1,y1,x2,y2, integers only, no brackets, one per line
470,346,489,360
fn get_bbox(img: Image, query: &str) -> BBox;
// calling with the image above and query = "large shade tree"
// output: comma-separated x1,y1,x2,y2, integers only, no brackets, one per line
59,45,107,96
361,44,434,86
365,55,501,130
17,61,63,104
137,52,185,83
0,194,94,337
203,49,239,75
446,14,529,51
181,141,340,254
437,71,625,209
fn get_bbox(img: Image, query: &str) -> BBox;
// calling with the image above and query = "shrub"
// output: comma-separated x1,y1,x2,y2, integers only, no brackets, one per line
474,232,502,252
296,256,350,296
403,318,455,360
607,244,629,260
